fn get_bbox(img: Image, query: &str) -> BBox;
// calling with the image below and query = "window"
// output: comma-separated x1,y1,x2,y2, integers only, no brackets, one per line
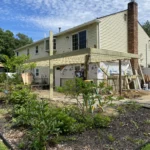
45,39,56,50
53,39,56,49
16,52,19,56
35,46,38,54
35,69,39,76
72,30,86,50
46,40,49,50
72,34,78,50
79,31,86,49
27,49,29,56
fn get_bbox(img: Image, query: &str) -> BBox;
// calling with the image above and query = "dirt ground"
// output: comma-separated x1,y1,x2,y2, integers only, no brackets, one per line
0,90,150,150
52,107,150,150
34,89,150,104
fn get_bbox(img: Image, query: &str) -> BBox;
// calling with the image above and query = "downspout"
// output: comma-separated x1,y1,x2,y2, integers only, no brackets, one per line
97,20,101,49
146,44,148,67
98,21,101,49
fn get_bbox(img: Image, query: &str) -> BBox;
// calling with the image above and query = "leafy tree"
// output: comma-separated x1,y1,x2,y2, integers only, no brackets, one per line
0,54,36,73
142,20,150,37
15,33,33,48
0,29,15,58
0,28,33,60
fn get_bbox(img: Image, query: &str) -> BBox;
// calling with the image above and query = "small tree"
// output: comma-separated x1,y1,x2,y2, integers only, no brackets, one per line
59,78,113,113
0,54,36,73
0,54,36,84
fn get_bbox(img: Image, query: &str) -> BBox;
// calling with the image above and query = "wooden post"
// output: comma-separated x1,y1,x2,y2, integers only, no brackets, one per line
119,60,122,95
49,31,53,56
84,55,90,80
49,31,53,99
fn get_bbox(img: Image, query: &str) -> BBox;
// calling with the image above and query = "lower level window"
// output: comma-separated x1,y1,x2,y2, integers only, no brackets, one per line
35,69,39,76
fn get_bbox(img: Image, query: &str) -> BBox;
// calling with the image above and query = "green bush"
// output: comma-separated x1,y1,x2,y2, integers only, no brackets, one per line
60,78,114,113
93,114,111,128
142,144,150,150
56,113,76,134
63,106,94,129
8,73,23,84
9,87,36,105
56,87,64,93
13,100,60,149
0,73,6,83
10,87,112,149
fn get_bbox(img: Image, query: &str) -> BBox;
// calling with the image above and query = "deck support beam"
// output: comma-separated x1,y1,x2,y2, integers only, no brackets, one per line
119,60,122,95
49,31,53,99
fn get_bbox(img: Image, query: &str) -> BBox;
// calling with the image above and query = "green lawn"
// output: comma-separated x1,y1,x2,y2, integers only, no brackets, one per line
0,140,8,150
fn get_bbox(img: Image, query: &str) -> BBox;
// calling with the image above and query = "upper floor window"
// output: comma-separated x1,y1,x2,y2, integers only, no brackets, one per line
46,40,49,50
72,34,78,50
35,46,38,54
72,30,86,50
16,52,19,56
53,39,56,49
27,49,29,56
45,39,56,50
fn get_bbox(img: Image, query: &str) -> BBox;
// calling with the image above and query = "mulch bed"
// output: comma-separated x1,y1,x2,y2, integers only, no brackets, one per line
1,103,150,150
57,107,150,150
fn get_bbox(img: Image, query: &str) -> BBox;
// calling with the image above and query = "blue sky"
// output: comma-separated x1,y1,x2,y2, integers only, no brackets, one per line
0,0,149,41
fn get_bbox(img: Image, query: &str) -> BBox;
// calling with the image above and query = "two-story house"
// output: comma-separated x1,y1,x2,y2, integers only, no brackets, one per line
14,1,150,88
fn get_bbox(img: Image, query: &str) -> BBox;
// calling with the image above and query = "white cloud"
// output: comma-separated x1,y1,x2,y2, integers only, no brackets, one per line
1,0,150,32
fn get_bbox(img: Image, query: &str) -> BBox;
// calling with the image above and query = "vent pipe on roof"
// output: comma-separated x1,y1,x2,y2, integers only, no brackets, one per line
59,27,61,33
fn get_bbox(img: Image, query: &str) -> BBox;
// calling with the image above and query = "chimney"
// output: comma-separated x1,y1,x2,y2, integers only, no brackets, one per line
128,0,138,72
59,27,61,33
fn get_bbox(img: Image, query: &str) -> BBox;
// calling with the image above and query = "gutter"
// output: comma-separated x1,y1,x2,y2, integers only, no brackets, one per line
54,19,100,37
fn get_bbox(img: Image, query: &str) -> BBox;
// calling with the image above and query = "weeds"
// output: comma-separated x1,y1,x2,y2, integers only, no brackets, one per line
126,136,145,145
145,119,150,124
130,119,139,129
107,134,115,142
142,144,150,150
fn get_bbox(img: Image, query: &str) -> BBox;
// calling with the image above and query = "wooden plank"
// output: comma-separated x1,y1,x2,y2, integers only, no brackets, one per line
91,48,139,59
49,31,53,99
135,70,141,90
139,64,145,84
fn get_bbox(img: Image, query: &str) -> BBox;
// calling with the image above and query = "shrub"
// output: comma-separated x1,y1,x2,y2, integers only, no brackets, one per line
55,111,76,134
93,114,111,128
60,78,114,113
0,73,6,83
142,144,150,150
8,87,36,105
13,100,87,149
63,106,94,129
56,87,64,93
13,100,60,149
